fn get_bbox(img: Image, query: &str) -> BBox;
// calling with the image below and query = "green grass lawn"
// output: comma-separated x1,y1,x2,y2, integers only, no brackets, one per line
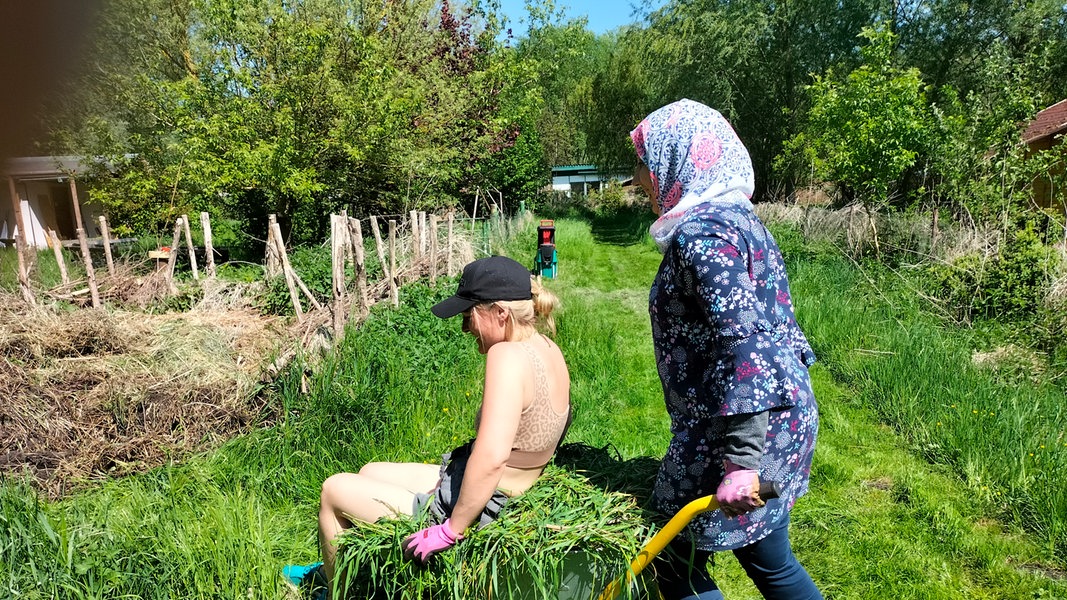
2,211,1065,598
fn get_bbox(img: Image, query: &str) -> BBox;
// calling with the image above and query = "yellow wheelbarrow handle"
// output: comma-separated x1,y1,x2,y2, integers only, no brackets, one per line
596,481,782,600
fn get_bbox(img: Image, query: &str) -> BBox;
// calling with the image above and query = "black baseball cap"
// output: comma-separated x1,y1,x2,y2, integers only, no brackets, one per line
431,256,533,318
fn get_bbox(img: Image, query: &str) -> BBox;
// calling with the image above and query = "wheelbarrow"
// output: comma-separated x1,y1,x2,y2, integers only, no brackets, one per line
594,481,782,600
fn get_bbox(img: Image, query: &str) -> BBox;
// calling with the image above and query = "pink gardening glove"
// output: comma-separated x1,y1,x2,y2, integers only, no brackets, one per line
402,519,464,565
716,460,764,518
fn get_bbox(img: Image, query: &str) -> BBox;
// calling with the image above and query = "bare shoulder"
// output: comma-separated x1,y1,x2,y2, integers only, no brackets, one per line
485,341,529,368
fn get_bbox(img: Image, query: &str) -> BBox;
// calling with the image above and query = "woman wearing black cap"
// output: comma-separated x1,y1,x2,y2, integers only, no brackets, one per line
285,256,571,594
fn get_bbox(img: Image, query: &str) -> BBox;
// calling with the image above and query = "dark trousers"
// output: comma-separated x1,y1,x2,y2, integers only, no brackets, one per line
655,521,822,600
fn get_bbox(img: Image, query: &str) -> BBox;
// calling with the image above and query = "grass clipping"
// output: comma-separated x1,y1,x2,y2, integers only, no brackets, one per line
333,465,655,600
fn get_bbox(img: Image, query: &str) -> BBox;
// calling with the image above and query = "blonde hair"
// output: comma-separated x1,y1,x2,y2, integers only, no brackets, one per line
476,275,560,341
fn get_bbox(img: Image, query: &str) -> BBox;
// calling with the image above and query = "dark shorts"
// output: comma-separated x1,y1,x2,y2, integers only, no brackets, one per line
412,440,508,528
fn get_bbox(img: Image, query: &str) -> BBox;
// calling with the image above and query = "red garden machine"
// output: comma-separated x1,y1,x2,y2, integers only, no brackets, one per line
534,220,558,278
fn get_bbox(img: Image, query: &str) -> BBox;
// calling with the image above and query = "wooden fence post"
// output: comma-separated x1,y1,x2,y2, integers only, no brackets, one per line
200,212,216,278
447,211,455,276
419,211,427,255
181,214,199,280
98,216,115,277
266,214,281,277
270,221,304,322
370,215,387,276
164,217,183,295
76,227,100,308
388,219,399,307
331,214,347,336
409,210,420,260
48,229,69,285
7,176,34,305
347,217,369,318
429,214,439,285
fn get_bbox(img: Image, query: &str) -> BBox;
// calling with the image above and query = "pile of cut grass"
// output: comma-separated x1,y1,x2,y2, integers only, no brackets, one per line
333,460,655,600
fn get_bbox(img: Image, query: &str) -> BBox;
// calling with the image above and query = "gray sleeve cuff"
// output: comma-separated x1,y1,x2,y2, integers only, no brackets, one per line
722,410,769,470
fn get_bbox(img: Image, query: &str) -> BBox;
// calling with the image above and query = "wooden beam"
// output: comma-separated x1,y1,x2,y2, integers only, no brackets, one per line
6,176,34,305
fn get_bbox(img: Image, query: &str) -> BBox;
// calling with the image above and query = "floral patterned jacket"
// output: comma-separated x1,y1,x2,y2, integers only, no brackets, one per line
649,202,820,551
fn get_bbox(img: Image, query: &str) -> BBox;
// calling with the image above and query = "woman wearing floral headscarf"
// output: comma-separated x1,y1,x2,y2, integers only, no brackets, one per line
631,99,823,600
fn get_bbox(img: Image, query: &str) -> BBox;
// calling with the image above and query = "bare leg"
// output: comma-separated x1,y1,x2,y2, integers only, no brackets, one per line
318,462,440,584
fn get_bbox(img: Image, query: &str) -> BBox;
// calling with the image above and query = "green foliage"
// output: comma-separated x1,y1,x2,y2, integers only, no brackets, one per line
54,0,538,244
781,27,930,209
929,226,1060,321
585,181,633,218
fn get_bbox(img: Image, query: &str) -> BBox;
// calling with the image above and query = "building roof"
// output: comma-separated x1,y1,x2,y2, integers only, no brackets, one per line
1023,99,1067,145
1,156,89,179
551,164,599,174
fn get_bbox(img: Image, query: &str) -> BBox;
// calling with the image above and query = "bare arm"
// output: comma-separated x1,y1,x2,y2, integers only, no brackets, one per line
447,343,526,533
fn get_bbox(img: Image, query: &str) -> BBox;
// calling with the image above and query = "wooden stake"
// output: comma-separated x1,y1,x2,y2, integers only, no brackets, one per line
165,217,183,295
271,222,322,311
270,221,304,322
67,176,84,232
388,219,399,307
419,211,427,255
447,211,455,276
370,215,387,276
266,214,281,277
200,212,216,278
48,229,69,285
97,216,115,277
410,209,420,260
331,214,346,336
6,176,34,305
429,214,439,285
76,227,100,308
347,217,369,318
181,214,199,280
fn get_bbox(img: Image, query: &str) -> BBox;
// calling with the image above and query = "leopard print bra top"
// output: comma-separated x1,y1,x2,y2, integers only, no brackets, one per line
506,340,571,469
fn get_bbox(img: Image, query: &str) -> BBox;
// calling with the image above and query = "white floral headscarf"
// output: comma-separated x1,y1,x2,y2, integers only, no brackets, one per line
630,99,755,251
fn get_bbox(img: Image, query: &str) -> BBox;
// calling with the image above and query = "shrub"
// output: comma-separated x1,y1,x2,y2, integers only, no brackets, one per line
929,226,1060,321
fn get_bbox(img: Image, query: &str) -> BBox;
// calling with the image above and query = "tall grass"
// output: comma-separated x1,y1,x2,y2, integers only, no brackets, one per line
776,225,1067,559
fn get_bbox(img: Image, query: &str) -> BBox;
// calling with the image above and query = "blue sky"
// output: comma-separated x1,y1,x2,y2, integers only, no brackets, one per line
494,0,665,35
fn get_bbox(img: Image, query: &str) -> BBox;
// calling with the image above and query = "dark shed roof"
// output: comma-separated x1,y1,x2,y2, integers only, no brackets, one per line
1023,99,1067,145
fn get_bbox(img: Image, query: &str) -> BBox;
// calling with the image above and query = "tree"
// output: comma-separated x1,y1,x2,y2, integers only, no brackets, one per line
779,27,930,251
51,0,529,246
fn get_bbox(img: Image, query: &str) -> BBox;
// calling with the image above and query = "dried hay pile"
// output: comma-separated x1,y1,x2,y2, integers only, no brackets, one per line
331,455,657,600
0,286,291,498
